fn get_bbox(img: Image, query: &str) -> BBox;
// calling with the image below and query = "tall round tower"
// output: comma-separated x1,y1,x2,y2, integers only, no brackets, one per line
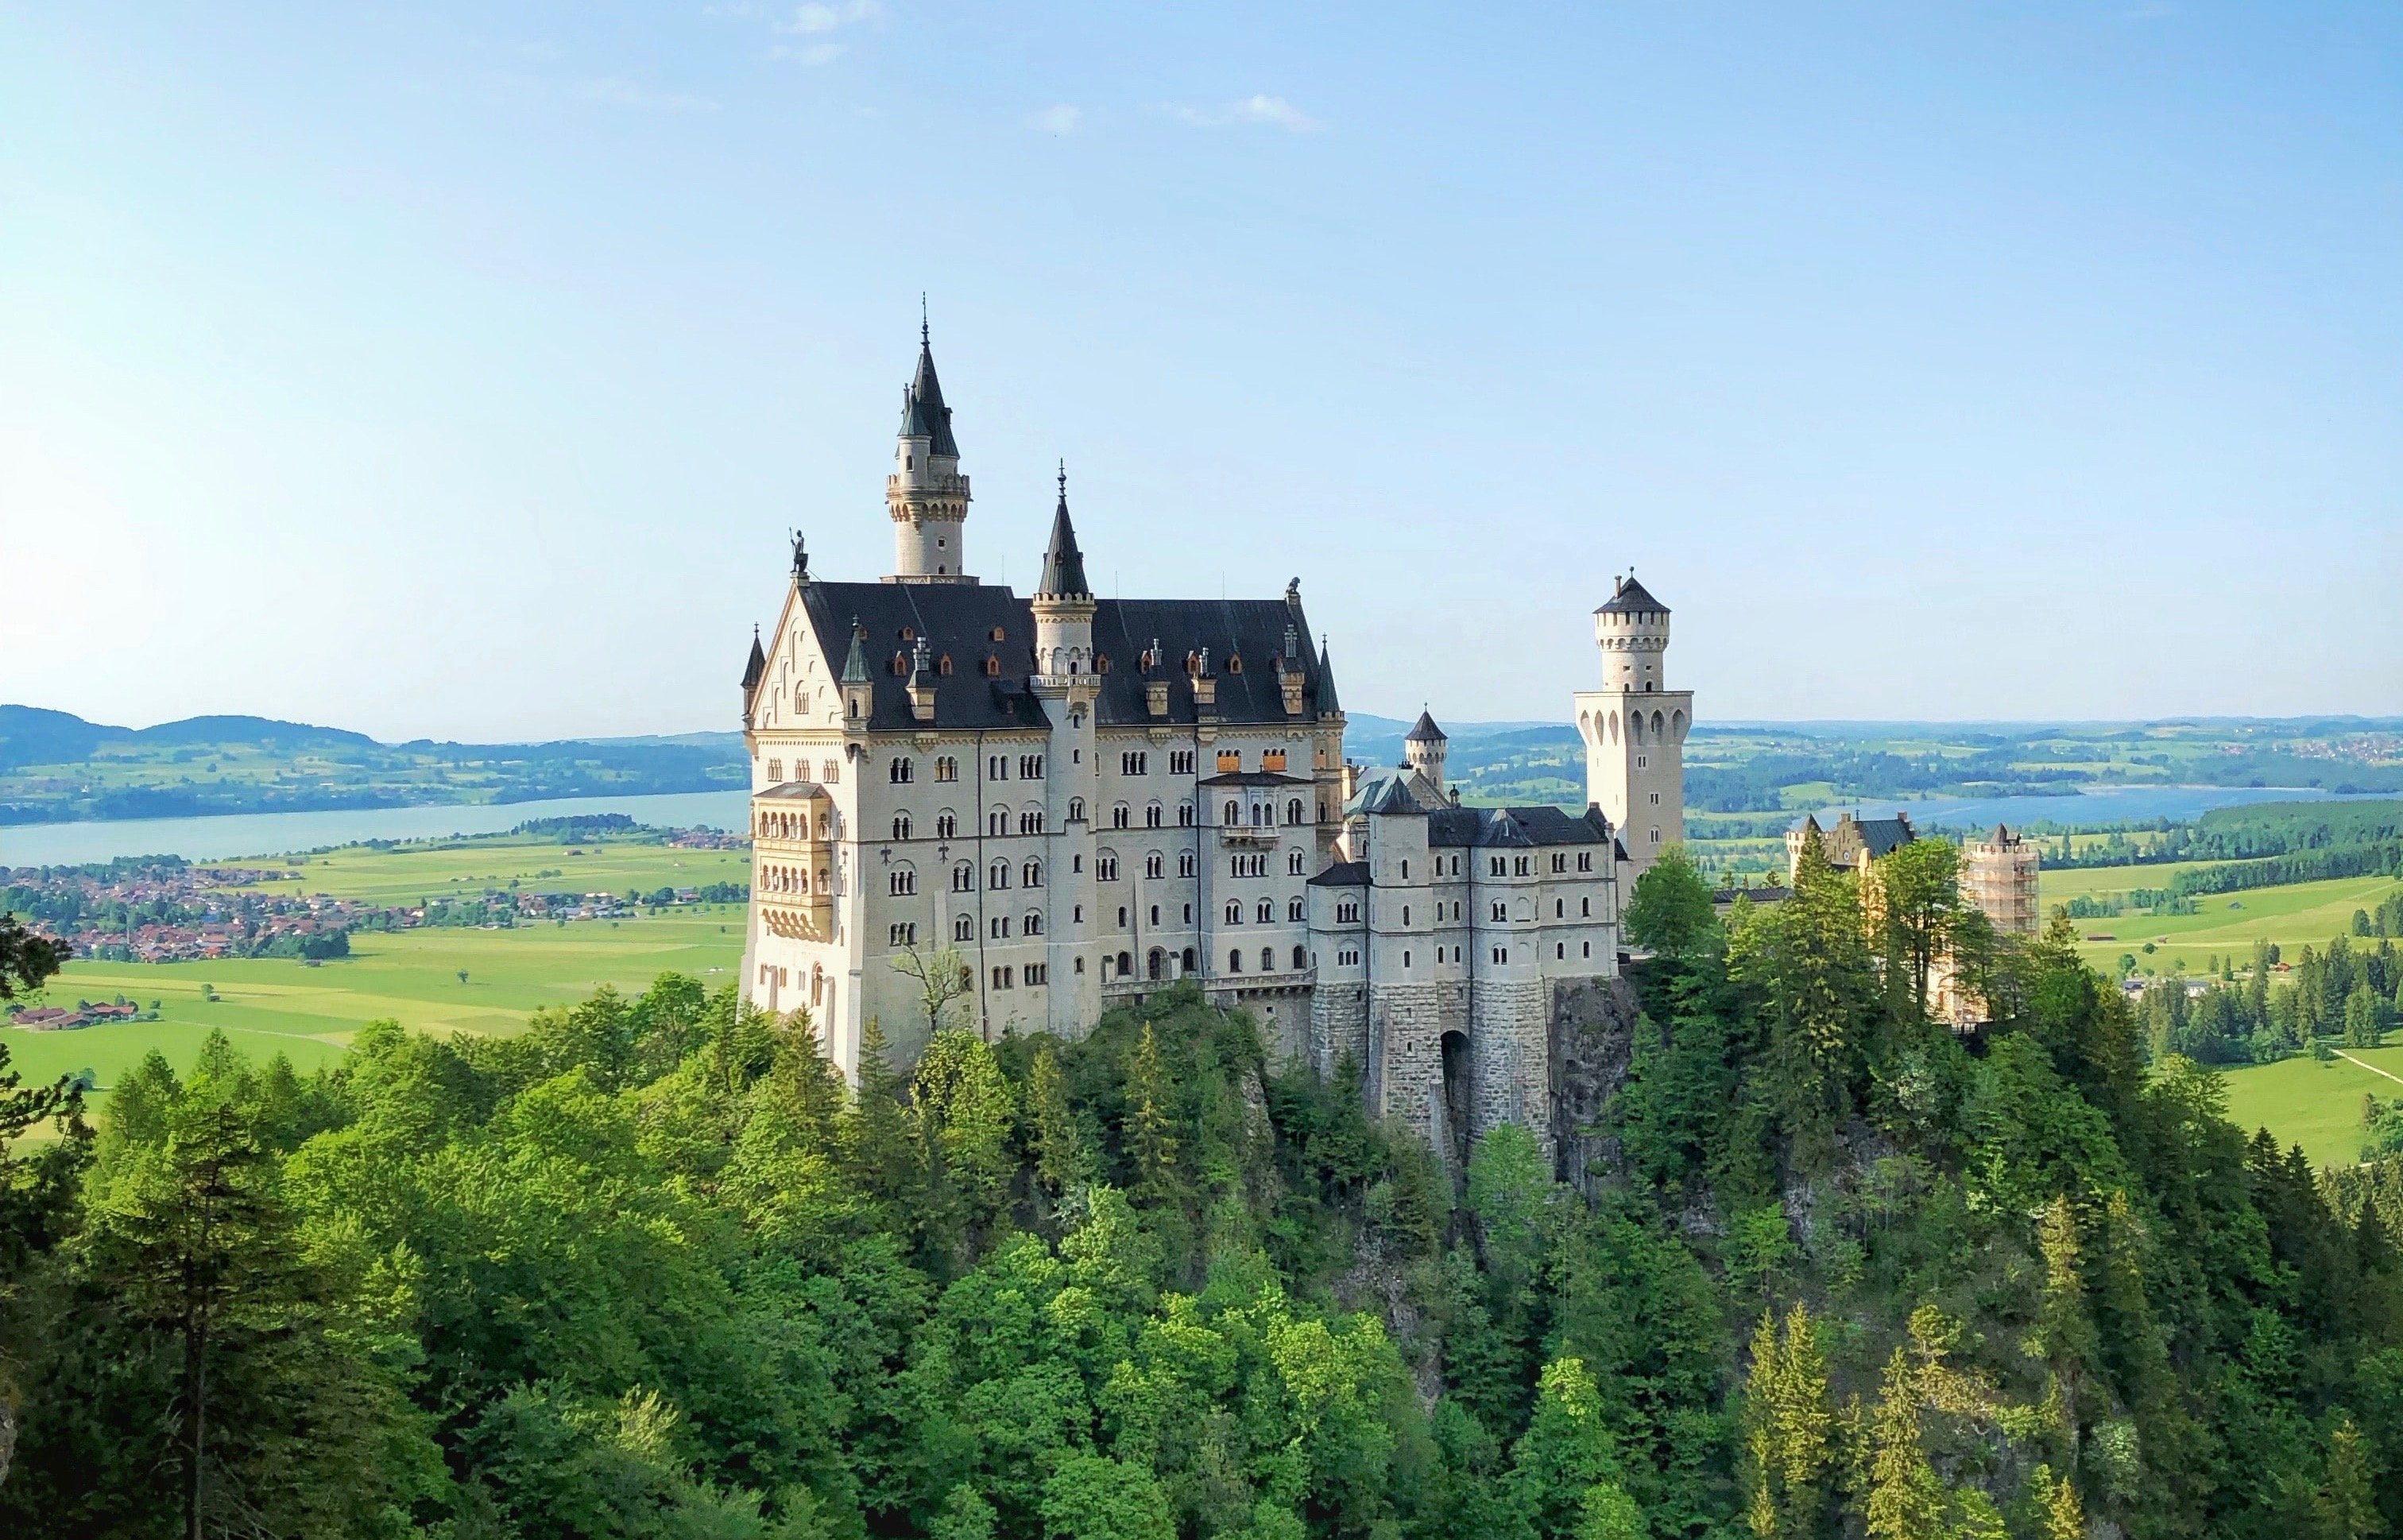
1403,710,1449,795
1573,572,1693,879
886,317,974,584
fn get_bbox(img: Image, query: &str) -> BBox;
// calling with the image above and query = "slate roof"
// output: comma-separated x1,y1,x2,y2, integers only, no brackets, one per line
1596,575,1668,616
792,581,1332,733
1307,861,1371,888
741,628,767,692
1315,639,1341,714
1036,490,1090,598
1425,804,1615,849
1199,771,1314,787
757,780,828,800
898,343,960,457
1405,710,1447,743
1852,815,1917,857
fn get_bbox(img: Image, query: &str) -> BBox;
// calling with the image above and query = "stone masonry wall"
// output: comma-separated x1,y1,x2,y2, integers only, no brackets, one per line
1470,978,1552,1162
1310,982,1368,1080
1370,981,1446,1148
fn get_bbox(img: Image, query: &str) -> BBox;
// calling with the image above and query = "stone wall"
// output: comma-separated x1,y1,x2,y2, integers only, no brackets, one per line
1369,981,1446,1148
1310,981,1368,1080
1546,973,1644,1191
1469,977,1550,1162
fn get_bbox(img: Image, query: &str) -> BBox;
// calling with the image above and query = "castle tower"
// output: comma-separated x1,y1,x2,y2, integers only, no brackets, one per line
885,316,974,584
1573,573,1692,880
1030,465,1095,678
1403,710,1448,795
1028,466,1103,1036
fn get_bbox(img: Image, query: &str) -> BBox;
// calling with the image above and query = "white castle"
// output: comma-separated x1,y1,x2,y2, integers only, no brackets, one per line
738,331,1691,1154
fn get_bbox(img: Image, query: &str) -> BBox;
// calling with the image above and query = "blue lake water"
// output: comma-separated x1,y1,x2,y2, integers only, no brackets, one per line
1800,784,2347,834
0,782,2372,870
0,790,755,869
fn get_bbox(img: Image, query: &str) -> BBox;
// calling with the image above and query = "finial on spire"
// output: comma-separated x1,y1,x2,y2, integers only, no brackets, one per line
920,292,929,347
1058,459,1067,504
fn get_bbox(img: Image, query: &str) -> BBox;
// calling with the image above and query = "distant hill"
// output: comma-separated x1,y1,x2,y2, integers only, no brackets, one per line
0,706,749,826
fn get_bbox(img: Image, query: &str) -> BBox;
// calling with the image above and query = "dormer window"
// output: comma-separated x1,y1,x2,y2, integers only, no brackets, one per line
1227,654,1243,674
1097,654,1111,673
990,627,1006,642
938,654,954,675
984,655,1001,677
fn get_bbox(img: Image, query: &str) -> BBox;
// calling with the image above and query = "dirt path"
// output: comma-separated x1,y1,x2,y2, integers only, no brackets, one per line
2333,1049,2403,1089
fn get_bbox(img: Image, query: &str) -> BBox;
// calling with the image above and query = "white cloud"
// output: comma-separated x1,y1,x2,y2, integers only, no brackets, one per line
1163,94,1321,132
575,76,720,111
780,0,880,34
1030,103,1081,134
768,41,845,64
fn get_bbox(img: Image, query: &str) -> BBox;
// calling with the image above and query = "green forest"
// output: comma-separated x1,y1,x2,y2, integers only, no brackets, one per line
2,846,2401,1540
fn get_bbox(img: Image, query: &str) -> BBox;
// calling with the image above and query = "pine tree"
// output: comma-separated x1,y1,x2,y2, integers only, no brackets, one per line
1124,1023,1178,1201
2312,1418,2382,1540
1863,1347,1944,1540
841,1016,923,1221
1027,1038,1090,1198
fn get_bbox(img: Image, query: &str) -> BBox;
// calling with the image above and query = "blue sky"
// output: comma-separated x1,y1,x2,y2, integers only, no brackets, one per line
2,2,2396,741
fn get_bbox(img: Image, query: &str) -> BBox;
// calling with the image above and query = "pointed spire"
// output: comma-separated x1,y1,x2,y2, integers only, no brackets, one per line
741,623,767,691
1406,709,1447,743
840,616,870,683
897,308,959,456
1035,461,1091,598
1315,634,1341,714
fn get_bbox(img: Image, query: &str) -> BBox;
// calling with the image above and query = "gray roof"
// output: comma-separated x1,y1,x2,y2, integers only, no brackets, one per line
898,344,960,457
1852,814,1917,857
1353,776,1428,815
1426,804,1614,849
1596,575,1668,616
757,780,827,800
794,581,1332,733
1315,638,1341,714
1036,490,1090,598
741,628,766,691
1405,710,1446,743
1199,771,1314,787
1307,861,1370,888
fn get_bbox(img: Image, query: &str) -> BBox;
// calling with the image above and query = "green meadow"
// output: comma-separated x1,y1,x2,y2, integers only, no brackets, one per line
3,835,751,1114
2218,1044,2403,1169
2038,868,2403,975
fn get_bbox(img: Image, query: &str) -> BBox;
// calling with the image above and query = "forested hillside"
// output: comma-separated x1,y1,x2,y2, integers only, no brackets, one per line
0,851,2399,1540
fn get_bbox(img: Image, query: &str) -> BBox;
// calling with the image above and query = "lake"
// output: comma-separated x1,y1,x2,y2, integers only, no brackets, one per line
0,790,755,868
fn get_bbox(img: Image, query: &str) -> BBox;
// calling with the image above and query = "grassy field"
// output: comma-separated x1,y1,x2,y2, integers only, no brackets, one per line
2219,1044,2403,1168
2039,869,2403,976
3,835,750,1114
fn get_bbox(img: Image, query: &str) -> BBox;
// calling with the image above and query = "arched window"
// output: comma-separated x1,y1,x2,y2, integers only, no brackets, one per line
889,758,914,784
1251,803,1265,826
953,915,973,942
1067,796,1085,822
822,760,841,782
935,811,957,839
988,810,1007,836
1144,853,1164,880
1178,802,1194,826
1228,950,1243,973
1224,799,1240,826
1145,802,1163,828
1112,803,1131,830
766,758,784,782
1116,950,1132,976
1025,911,1044,936
1259,947,1274,971
953,861,975,892
888,868,916,896
1256,899,1273,923
1022,859,1043,888
1182,947,1196,972
1286,799,1303,825
1291,945,1307,969
1019,810,1043,834
891,813,911,840
989,859,1011,890
1147,948,1166,981
1287,897,1304,921
1225,899,1243,924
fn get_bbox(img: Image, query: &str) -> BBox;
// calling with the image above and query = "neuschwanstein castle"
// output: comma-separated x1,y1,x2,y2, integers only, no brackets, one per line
737,330,1692,1155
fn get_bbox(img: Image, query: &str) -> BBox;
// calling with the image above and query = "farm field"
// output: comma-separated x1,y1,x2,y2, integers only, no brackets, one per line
3,834,753,1116
2037,869,2403,975
2218,1043,2403,1169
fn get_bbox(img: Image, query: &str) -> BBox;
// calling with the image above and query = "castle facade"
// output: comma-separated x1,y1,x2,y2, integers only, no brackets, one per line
739,333,1689,1155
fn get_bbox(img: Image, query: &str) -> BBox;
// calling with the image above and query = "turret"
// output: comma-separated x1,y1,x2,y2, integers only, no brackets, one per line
839,617,874,722
1403,710,1448,793
886,311,973,584
1594,573,1671,692
1030,464,1096,679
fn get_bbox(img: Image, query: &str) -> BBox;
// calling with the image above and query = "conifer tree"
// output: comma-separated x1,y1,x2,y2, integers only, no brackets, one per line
1863,1346,1944,1540
1027,1038,1089,1199
2312,1417,2381,1540
1124,1023,1178,1201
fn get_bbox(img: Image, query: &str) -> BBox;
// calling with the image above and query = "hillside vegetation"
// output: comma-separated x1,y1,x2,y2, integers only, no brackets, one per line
2,850,2401,1540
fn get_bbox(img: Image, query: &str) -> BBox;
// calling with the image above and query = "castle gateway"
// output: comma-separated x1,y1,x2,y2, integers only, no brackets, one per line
738,330,1681,1155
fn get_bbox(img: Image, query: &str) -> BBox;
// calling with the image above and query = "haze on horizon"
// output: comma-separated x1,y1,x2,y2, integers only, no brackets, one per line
2,2,2396,741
